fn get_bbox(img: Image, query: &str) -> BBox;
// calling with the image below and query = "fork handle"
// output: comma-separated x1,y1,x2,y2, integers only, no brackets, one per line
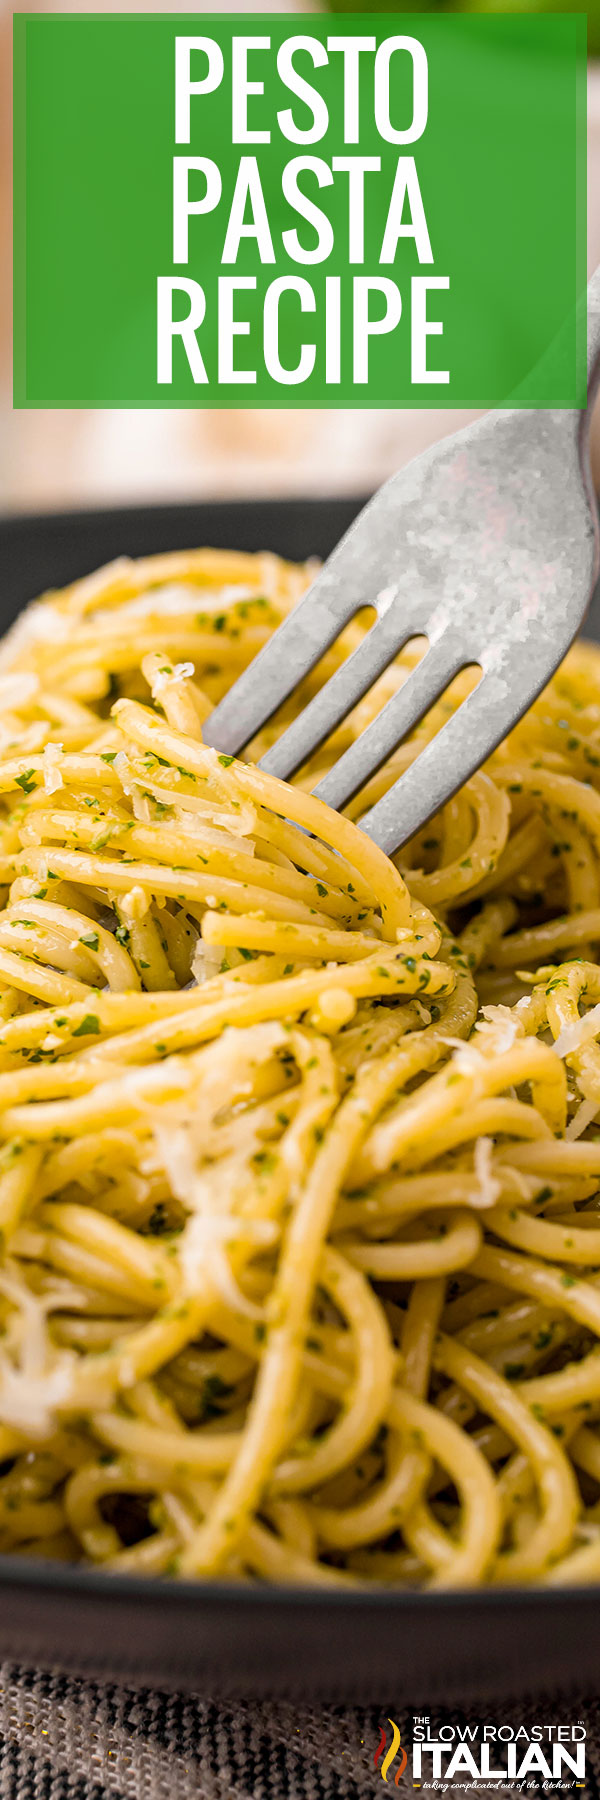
587,263,600,393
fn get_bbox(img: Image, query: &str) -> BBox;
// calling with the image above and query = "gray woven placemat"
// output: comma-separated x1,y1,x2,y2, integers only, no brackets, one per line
2,1668,600,1800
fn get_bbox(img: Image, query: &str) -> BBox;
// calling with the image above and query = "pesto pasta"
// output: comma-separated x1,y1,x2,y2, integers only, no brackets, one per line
0,546,599,1586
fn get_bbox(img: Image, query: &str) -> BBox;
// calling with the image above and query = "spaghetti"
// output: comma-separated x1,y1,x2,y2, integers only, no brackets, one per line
0,546,599,1586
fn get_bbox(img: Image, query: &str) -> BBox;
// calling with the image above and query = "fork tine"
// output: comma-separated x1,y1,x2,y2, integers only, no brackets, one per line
358,671,511,856
313,636,467,816
203,571,361,756
258,609,425,782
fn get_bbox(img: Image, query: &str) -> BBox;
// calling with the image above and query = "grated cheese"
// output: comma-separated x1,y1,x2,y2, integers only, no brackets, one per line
192,939,224,986
478,1004,524,1054
152,661,195,697
565,1096,600,1140
42,742,64,796
0,1270,79,1438
473,1136,502,1209
441,1035,486,1076
553,1003,600,1059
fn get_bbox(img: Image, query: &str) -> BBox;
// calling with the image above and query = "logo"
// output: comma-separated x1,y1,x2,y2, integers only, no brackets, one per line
375,1720,408,1785
373,1717,587,1790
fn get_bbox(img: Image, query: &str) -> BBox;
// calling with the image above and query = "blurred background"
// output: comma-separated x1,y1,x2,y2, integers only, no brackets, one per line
3,0,600,518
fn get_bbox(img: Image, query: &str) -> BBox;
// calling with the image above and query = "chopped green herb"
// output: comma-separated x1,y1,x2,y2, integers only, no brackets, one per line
72,1014,101,1037
14,770,36,795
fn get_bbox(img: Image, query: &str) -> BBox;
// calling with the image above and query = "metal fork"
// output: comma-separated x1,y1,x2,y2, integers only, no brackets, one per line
205,272,600,858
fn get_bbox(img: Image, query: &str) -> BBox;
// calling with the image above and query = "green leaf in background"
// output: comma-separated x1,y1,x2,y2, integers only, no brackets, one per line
328,0,599,58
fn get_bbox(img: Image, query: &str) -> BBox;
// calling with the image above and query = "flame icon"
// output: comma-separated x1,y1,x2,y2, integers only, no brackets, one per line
374,1720,408,1785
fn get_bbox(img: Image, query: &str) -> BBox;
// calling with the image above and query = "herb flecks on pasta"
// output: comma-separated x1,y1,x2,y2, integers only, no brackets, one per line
0,548,600,1586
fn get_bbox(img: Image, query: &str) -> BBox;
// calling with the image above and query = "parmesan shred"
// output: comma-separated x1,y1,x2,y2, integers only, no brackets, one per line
0,1272,80,1438
565,1097,600,1141
553,1002,600,1059
42,741,64,795
155,661,195,692
473,1136,502,1209
478,1004,524,1054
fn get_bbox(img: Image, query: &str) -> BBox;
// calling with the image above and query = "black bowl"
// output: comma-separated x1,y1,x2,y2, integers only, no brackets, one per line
1,495,600,1703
